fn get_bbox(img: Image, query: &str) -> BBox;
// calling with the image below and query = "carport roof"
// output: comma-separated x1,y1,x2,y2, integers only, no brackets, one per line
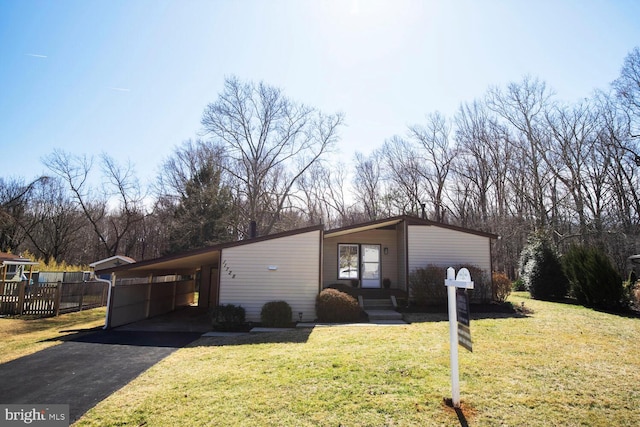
101,224,324,278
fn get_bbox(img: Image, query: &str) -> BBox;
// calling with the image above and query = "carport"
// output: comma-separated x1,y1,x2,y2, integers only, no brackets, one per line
102,245,223,329
102,225,323,328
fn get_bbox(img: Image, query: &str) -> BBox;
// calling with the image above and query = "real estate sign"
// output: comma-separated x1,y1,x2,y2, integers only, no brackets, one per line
456,289,472,352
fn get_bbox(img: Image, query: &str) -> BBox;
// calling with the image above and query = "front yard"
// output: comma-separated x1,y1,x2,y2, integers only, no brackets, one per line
0,307,106,364
74,293,640,426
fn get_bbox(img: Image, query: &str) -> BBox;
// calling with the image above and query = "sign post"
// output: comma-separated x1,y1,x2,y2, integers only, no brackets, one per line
444,267,474,408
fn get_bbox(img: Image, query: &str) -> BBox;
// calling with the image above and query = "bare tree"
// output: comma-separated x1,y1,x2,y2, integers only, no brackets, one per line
380,136,424,216
0,176,48,252
46,150,145,258
613,47,640,139
408,112,456,222
353,151,383,220
543,101,601,241
201,76,344,236
296,162,340,228
487,77,555,230
17,176,85,264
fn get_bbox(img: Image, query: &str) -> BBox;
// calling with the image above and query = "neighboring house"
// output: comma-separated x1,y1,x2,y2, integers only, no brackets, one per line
89,255,136,280
0,252,38,284
101,215,497,328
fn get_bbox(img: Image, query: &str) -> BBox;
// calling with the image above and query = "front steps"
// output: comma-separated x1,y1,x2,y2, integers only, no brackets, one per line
360,297,404,322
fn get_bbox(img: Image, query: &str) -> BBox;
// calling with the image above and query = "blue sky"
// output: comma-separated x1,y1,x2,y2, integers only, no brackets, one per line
1,0,639,189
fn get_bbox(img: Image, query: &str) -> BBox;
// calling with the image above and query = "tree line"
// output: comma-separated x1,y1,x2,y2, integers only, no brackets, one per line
1,48,639,278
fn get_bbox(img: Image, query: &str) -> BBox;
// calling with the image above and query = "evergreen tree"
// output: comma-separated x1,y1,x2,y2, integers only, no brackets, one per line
518,235,568,300
167,163,233,253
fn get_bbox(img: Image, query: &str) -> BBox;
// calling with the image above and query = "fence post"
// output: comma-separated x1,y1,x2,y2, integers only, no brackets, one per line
102,282,108,306
78,283,85,311
18,282,26,315
54,281,62,316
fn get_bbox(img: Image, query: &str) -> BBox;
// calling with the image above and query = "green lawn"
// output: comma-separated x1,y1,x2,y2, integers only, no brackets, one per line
0,307,107,364
74,293,639,426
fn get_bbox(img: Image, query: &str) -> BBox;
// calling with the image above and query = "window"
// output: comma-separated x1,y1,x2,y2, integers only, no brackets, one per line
338,244,359,279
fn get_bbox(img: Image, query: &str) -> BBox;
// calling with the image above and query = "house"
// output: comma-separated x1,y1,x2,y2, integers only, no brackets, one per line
89,255,136,280
101,215,497,328
0,252,38,284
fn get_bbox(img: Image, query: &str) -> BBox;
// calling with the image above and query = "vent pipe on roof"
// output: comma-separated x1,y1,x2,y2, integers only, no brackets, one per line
249,220,257,239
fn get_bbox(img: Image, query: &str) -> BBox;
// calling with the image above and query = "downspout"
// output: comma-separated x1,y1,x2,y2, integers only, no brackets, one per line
102,273,116,329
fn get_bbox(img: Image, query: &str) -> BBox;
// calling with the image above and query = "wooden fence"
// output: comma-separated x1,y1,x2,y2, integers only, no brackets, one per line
0,281,109,316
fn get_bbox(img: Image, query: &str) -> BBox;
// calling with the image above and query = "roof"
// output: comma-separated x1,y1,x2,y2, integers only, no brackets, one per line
0,252,39,266
628,254,640,264
100,224,324,278
102,216,497,278
324,215,498,239
89,255,136,269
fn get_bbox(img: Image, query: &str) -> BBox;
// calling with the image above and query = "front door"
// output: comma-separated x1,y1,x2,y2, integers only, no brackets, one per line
360,244,381,288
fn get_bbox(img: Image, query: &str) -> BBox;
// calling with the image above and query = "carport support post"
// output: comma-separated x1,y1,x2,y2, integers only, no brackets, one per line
446,267,461,408
145,274,153,319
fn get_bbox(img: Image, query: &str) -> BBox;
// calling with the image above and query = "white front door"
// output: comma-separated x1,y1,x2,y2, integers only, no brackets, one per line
360,244,381,288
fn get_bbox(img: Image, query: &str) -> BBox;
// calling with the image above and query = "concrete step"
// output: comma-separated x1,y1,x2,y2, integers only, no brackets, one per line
365,309,404,321
363,298,394,310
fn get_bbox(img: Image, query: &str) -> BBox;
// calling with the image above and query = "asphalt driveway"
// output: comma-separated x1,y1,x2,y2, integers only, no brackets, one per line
0,330,202,423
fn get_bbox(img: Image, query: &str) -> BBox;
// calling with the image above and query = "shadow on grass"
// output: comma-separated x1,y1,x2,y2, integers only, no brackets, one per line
523,295,640,319
402,302,530,324
42,329,203,348
192,328,314,347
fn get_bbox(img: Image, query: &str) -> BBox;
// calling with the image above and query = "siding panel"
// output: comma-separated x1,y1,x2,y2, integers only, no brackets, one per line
219,230,321,322
408,225,491,274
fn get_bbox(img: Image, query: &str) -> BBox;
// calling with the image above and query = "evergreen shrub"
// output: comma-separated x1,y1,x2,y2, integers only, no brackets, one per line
260,300,293,327
211,304,246,331
315,288,363,322
563,245,625,310
518,236,568,300
408,265,447,306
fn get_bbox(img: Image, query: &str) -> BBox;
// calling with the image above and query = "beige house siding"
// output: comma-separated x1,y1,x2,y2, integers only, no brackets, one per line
323,229,399,289
397,223,407,291
407,225,491,274
219,230,321,322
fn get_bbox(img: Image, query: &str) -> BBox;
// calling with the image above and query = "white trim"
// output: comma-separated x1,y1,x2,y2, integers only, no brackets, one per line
89,255,135,268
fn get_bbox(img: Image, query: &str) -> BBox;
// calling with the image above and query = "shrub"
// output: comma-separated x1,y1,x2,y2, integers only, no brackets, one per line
408,265,447,306
519,236,568,300
316,288,363,323
492,271,512,303
512,278,526,291
563,245,625,310
211,304,245,331
624,271,639,309
260,301,293,327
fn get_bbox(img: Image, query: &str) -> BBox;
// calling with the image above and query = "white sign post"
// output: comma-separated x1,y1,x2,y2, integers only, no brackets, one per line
444,267,474,408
